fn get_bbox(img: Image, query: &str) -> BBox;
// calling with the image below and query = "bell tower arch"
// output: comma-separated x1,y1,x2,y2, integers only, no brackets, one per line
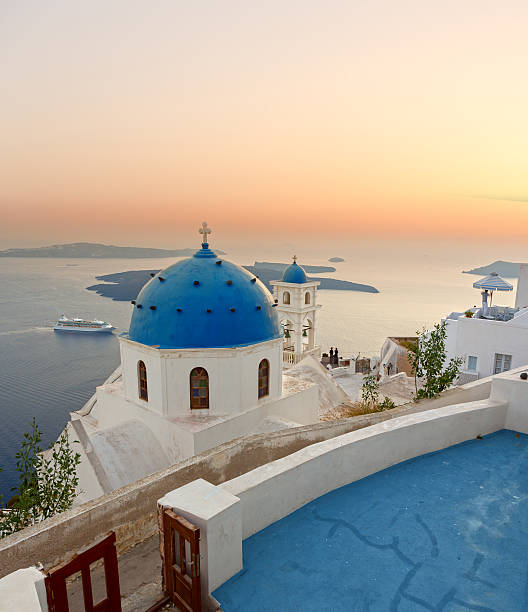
270,256,321,368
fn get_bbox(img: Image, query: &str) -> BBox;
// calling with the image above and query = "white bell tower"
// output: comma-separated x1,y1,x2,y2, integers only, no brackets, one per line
270,256,321,368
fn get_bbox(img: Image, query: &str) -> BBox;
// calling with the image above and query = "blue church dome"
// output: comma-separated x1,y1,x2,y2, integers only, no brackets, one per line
282,258,307,284
128,229,281,349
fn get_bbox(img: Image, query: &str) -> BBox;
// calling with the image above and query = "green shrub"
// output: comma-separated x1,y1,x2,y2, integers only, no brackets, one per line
1,418,81,538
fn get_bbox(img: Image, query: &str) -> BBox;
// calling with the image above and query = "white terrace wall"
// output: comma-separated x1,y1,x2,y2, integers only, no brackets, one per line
164,387,528,599
490,370,528,433
192,385,318,455
0,567,48,612
0,397,462,579
220,399,507,539
0,373,496,579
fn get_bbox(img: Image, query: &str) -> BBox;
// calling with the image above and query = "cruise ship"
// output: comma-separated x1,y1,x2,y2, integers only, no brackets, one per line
54,316,115,333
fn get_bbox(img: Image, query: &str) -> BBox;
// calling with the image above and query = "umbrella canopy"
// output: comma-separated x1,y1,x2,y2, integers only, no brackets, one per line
473,272,513,292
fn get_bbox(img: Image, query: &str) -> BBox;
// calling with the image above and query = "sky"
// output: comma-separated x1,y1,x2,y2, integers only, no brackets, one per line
2,1,528,251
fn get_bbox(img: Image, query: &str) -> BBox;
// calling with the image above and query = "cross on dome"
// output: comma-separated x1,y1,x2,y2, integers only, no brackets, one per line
293,255,297,261
199,221,211,245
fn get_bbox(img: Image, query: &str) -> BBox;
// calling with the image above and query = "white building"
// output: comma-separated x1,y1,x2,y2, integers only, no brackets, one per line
379,336,415,378
64,224,319,504
270,256,321,368
445,266,528,383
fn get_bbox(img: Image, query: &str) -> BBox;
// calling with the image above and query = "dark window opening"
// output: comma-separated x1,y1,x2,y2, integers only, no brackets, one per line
258,359,270,399
138,361,148,401
190,367,209,409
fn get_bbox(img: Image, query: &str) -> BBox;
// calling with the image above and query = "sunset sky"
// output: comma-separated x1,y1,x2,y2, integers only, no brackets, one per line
2,1,528,250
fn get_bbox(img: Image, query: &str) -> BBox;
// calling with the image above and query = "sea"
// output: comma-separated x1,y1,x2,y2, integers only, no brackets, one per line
0,243,520,499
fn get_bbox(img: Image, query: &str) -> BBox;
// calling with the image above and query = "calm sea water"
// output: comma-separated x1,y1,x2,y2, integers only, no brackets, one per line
0,247,518,498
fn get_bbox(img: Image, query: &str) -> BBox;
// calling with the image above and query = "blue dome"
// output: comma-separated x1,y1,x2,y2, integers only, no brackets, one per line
128,245,281,349
282,260,308,284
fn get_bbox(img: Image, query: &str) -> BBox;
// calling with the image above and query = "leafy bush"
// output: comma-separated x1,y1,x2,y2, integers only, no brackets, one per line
320,376,399,420
407,321,463,400
361,374,379,409
1,418,81,538
378,396,396,411
360,376,397,413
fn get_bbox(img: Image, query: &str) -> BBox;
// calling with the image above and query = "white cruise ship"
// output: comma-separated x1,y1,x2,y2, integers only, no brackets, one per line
54,315,115,333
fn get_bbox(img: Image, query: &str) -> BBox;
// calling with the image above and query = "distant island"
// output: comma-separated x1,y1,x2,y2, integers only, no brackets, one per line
87,270,162,301
463,260,520,278
87,261,379,301
245,263,378,293
0,242,225,258
328,257,345,262
253,261,336,273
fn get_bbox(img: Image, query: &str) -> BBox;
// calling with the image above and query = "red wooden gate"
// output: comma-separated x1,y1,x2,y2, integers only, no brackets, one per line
162,509,201,611
44,531,122,612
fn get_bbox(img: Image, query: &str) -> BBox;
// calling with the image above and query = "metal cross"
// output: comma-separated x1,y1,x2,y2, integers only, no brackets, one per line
199,221,211,244
293,255,297,261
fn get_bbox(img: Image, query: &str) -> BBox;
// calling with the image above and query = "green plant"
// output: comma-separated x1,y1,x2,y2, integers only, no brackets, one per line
361,374,379,409
39,430,81,519
464,310,474,318
1,419,81,538
378,396,396,411
407,321,463,400
321,391,398,420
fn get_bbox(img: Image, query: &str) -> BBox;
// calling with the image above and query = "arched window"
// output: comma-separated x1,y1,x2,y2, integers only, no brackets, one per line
190,367,209,409
258,359,270,399
138,361,148,401
283,291,290,304
305,292,311,304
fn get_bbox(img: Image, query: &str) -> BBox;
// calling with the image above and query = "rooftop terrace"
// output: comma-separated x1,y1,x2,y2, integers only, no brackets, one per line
447,305,519,322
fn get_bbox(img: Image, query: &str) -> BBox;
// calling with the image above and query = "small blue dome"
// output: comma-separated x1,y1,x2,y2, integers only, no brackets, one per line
282,260,308,284
128,244,281,349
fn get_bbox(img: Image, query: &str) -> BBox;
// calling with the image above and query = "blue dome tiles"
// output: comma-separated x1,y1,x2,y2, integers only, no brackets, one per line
128,246,281,349
282,260,308,284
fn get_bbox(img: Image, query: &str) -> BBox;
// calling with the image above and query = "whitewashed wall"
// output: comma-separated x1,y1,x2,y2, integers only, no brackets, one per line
120,337,282,417
192,385,318,454
220,399,507,539
163,393,513,597
163,340,282,416
93,385,196,462
490,370,528,433
515,264,528,309
158,479,242,606
445,312,528,379
0,567,48,612
120,340,164,414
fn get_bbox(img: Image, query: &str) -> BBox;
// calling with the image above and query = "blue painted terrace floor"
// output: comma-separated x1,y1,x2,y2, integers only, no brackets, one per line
213,430,528,611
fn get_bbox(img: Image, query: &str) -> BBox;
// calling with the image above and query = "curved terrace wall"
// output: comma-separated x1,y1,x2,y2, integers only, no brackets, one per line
221,399,507,539
0,375,494,579
159,376,528,603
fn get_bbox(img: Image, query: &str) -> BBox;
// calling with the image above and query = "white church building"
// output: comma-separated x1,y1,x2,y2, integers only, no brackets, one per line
65,224,320,504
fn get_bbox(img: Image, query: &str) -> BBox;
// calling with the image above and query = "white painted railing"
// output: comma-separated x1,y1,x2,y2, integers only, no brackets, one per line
283,351,296,365
282,346,321,366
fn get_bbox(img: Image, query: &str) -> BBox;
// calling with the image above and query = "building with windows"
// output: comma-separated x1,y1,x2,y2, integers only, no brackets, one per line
64,224,319,504
270,256,321,367
444,270,528,383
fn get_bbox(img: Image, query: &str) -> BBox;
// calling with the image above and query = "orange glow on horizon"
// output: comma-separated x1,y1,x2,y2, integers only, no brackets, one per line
2,1,528,249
